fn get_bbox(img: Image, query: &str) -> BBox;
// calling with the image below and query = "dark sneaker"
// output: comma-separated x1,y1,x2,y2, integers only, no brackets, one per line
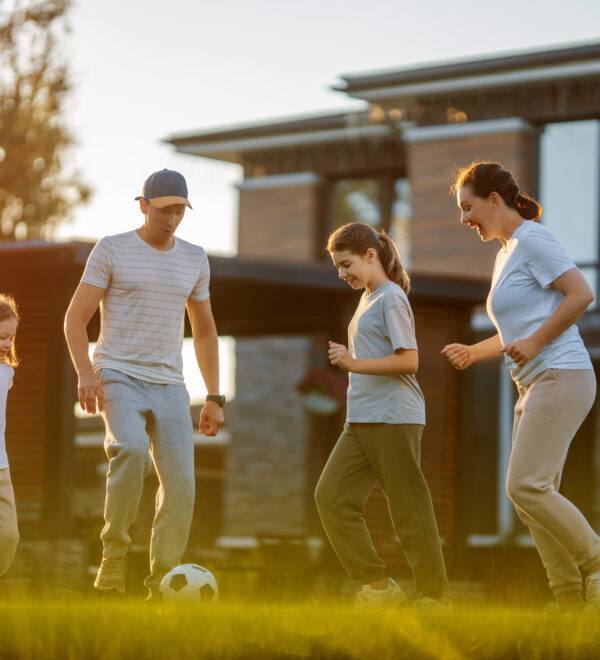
143,590,163,605
94,556,127,594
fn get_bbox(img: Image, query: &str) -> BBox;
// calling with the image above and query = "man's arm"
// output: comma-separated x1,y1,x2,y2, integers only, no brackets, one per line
186,298,224,437
64,282,106,414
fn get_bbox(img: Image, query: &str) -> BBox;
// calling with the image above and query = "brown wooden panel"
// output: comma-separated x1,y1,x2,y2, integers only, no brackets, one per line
238,182,323,260
408,129,537,279
0,248,79,534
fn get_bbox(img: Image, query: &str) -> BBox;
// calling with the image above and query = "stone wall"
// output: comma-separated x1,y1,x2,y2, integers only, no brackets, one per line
223,335,313,536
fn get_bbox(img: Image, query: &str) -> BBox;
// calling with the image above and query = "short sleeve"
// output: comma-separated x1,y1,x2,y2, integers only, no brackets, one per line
0,364,14,392
189,249,210,301
81,238,113,289
524,226,576,289
383,291,418,352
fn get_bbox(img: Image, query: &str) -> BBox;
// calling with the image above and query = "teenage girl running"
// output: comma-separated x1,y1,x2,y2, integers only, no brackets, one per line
315,222,449,607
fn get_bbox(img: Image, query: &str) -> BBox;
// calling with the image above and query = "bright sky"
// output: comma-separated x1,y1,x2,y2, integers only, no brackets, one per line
55,0,600,402
56,0,600,252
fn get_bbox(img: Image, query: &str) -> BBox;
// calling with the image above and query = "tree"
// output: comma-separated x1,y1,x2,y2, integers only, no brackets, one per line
0,0,90,241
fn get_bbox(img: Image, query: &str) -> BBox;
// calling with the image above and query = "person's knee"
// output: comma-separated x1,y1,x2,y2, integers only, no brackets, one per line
506,472,539,508
0,527,18,577
110,441,150,468
314,478,334,514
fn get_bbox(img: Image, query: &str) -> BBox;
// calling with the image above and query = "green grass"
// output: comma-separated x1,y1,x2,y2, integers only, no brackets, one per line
0,596,598,659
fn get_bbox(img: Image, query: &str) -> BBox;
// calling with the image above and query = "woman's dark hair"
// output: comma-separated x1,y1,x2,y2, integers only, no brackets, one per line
452,162,541,221
326,222,410,294
0,293,19,367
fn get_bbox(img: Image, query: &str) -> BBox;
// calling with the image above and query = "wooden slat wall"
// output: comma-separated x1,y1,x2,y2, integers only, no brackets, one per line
238,182,323,260
0,247,78,535
408,128,537,279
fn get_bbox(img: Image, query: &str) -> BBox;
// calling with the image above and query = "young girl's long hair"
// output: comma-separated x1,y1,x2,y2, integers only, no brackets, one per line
0,294,20,368
327,222,410,294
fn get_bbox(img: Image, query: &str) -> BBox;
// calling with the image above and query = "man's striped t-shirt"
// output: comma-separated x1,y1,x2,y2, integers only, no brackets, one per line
81,230,210,385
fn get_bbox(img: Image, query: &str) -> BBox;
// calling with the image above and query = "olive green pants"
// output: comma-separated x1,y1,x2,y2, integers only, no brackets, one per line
315,423,448,598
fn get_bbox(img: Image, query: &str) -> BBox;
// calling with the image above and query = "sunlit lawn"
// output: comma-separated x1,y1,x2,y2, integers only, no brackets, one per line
0,594,599,659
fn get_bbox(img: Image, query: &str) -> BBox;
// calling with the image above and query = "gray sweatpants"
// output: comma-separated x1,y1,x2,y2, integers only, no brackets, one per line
315,422,448,598
99,368,195,591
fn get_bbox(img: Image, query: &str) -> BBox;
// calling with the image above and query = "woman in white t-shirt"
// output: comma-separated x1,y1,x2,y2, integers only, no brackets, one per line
442,161,600,611
0,294,19,578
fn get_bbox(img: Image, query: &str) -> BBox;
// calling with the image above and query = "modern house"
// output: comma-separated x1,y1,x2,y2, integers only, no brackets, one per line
166,41,600,589
1,41,599,594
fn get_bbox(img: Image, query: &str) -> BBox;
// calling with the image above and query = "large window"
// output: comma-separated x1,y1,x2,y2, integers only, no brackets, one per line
539,120,600,300
329,175,412,267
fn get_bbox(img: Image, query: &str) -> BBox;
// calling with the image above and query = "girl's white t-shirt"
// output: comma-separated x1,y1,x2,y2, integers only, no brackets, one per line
487,221,592,386
0,362,14,469
346,280,425,425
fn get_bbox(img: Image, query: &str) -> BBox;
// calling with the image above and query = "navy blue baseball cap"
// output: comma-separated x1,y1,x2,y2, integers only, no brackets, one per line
135,169,192,209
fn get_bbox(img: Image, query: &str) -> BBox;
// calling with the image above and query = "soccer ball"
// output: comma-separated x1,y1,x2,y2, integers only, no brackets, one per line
159,563,219,603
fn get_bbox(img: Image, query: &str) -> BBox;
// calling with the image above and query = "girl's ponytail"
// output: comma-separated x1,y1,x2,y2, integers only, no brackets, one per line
378,231,410,294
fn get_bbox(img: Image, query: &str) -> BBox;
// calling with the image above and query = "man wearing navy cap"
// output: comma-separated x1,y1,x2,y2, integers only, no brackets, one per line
64,169,225,599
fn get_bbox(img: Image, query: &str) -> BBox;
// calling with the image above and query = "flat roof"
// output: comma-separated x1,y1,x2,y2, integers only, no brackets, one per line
335,41,600,94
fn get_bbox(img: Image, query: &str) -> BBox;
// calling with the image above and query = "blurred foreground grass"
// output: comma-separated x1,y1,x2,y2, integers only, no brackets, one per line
0,596,599,659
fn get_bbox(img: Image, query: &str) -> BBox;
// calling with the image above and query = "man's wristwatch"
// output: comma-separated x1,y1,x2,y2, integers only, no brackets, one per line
205,394,226,408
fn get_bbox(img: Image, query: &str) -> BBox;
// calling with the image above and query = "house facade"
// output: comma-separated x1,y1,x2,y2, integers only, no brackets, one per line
167,42,600,587
1,42,599,594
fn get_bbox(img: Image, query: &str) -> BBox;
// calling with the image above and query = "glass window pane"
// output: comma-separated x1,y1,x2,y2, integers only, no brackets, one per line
391,178,412,269
539,120,600,298
331,179,381,229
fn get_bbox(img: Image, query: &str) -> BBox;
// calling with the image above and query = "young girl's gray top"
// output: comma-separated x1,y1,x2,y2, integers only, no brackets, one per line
346,280,425,425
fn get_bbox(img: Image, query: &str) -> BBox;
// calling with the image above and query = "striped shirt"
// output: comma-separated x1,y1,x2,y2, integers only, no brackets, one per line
81,230,210,385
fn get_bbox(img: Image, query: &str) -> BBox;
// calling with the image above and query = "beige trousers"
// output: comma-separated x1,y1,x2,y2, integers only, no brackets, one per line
506,369,599,597
0,468,18,578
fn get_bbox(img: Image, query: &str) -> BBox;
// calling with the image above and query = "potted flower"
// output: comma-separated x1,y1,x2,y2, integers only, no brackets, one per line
295,367,348,415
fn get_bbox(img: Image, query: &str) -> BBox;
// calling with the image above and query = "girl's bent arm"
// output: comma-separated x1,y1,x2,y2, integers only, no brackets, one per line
352,349,419,376
328,342,418,375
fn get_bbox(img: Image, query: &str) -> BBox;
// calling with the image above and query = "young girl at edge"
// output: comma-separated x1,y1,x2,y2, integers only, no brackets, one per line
443,161,600,611
0,294,20,578
315,222,449,607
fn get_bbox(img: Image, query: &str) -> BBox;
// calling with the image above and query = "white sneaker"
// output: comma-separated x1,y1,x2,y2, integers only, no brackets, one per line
584,569,600,611
354,578,408,607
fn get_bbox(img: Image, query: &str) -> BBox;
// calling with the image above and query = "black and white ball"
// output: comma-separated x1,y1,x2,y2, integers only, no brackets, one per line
159,563,219,603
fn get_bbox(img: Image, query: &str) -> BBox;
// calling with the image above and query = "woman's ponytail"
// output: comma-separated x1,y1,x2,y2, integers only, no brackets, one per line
515,192,542,221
